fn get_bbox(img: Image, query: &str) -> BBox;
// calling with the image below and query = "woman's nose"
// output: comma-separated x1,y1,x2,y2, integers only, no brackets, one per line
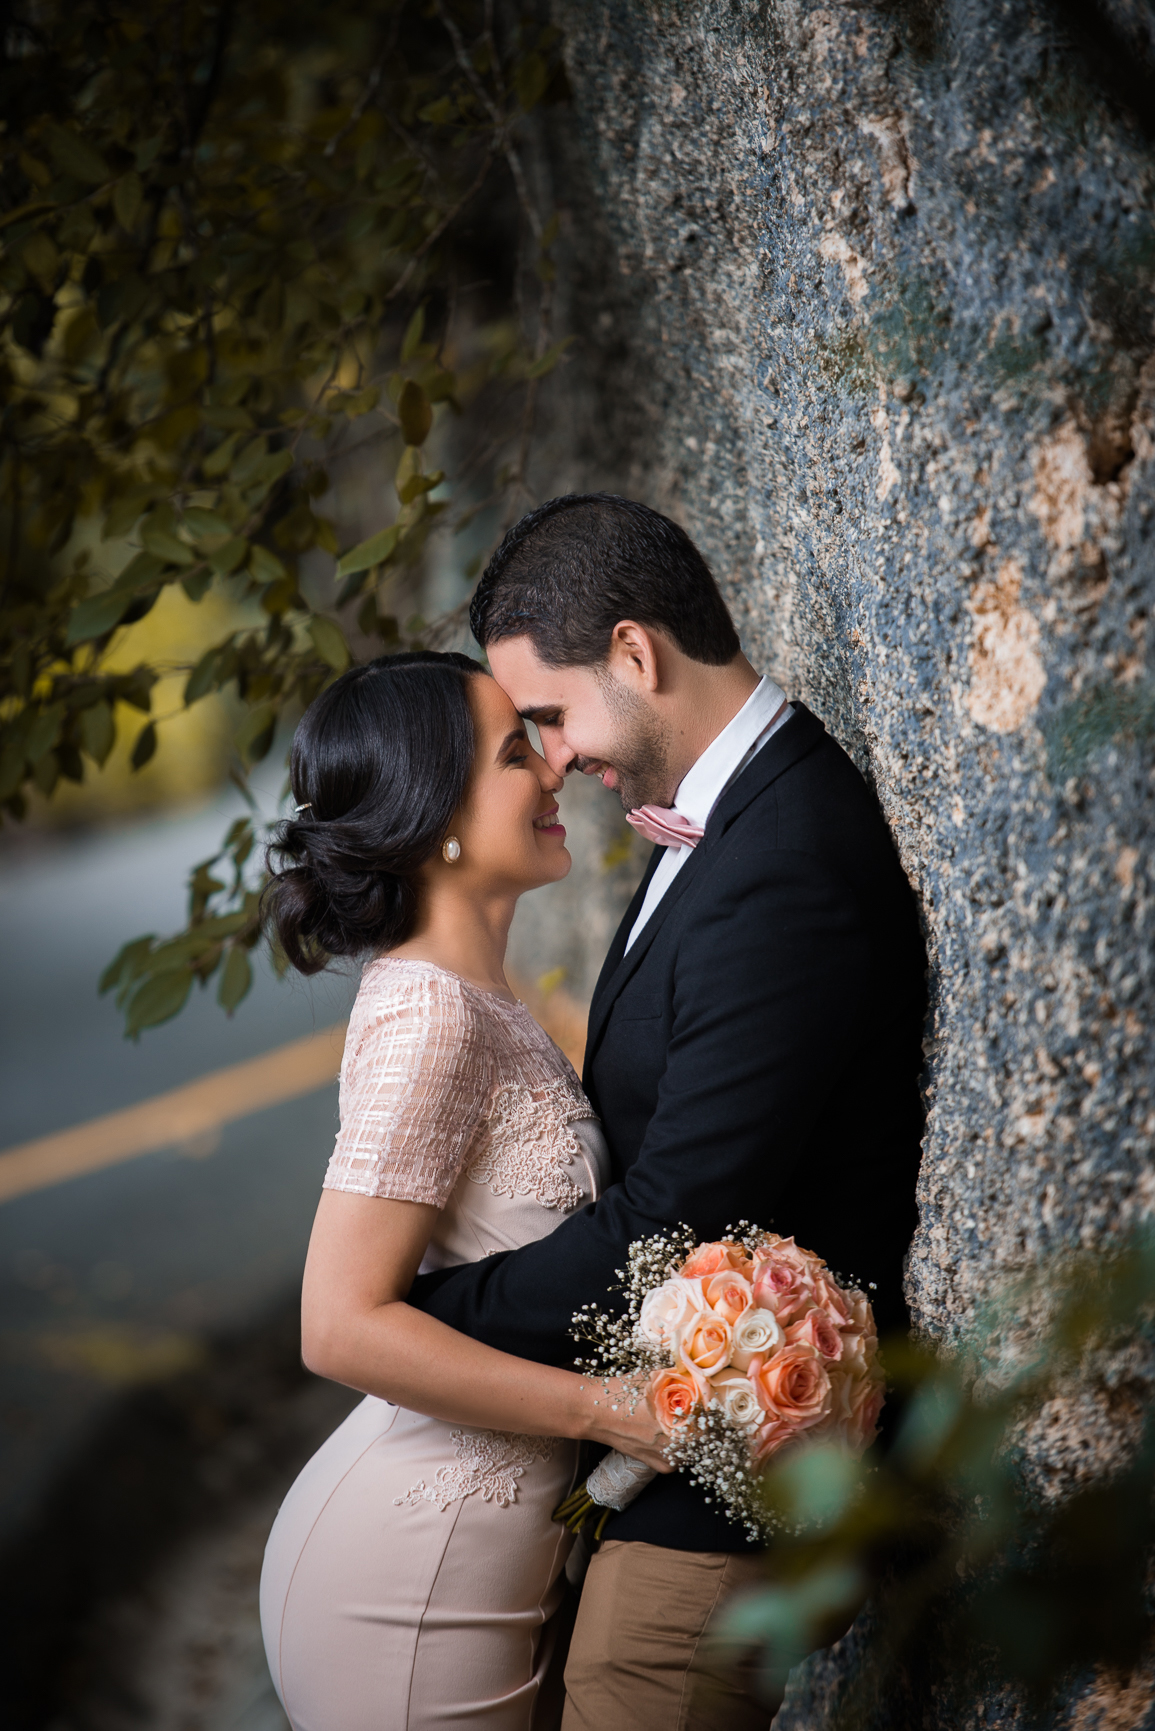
536,751,564,792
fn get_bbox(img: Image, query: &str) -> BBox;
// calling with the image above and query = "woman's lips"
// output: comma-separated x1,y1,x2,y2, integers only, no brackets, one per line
533,805,565,837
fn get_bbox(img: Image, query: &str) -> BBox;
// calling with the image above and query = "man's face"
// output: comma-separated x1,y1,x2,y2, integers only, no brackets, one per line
487,635,673,811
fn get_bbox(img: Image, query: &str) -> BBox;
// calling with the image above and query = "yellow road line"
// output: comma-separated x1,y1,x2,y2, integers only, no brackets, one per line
0,1023,348,1206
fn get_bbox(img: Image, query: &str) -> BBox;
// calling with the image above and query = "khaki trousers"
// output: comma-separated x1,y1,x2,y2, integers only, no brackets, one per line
560,1540,777,1731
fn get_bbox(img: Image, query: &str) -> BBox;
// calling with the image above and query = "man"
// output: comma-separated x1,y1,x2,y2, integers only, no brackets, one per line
411,494,926,1728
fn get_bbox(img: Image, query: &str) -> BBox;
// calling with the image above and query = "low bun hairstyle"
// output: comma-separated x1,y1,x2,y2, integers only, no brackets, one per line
263,650,484,974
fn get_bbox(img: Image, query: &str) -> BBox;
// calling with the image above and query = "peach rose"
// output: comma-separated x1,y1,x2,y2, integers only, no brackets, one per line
843,1288,876,1338
681,1241,754,1280
752,1255,816,1325
650,1365,707,1434
729,1306,783,1371
755,1235,826,1276
836,1330,869,1376
787,1308,845,1362
812,1275,853,1327
673,1307,733,1376
710,1369,764,1430
637,1276,710,1349
751,1343,832,1431
751,1414,797,1465
705,1269,754,1327
846,1373,885,1451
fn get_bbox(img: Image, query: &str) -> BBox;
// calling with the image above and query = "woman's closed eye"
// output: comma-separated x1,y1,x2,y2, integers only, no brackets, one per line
496,726,531,767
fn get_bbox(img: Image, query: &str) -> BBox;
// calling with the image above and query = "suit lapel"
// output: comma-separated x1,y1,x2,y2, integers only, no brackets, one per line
588,844,663,1011
583,704,827,1071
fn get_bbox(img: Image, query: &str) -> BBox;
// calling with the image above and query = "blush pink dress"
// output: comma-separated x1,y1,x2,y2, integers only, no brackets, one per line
259,957,609,1731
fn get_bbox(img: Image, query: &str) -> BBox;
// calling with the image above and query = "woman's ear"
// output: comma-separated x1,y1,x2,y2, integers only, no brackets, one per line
607,620,662,693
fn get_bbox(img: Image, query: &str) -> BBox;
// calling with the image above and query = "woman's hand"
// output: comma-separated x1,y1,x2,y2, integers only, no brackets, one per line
574,1374,674,1472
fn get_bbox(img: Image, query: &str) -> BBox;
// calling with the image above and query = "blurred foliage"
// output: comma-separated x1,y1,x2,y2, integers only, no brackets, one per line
0,0,569,1032
716,1228,1155,1726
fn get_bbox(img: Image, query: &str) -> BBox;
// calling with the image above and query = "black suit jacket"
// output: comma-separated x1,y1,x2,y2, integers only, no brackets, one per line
411,704,927,1551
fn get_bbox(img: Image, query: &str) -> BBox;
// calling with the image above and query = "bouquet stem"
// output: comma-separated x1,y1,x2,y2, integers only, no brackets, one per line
553,1484,613,1539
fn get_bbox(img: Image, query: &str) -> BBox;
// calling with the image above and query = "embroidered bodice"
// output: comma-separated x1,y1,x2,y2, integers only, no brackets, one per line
324,957,608,1270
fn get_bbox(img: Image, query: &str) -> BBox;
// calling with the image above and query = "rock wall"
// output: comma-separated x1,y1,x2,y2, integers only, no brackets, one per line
549,0,1155,1343
532,3,1155,1718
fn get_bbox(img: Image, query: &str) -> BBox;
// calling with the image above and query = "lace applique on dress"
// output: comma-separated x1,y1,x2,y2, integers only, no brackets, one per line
464,1076,595,1211
394,1428,556,1513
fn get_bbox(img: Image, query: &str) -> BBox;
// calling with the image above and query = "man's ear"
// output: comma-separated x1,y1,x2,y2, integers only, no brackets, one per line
606,620,663,692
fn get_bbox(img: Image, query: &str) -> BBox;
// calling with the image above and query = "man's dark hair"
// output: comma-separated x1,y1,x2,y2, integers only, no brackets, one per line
469,494,741,667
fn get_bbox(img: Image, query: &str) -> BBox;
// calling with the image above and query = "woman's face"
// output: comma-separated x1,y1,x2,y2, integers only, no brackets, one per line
447,674,570,894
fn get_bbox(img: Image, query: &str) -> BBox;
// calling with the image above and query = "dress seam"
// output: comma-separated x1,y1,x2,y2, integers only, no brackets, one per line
404,1494,466,1731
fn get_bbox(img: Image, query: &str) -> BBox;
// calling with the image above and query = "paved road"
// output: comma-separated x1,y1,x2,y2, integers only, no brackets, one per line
0,796,358,1550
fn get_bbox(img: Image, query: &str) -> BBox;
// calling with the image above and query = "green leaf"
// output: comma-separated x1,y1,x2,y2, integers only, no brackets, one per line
398,468,444,506
102,490,159,540
65,589,133,645
203,432,240,479
307,615,351,672
99,934,156,996
217,945,253,1014
525,335,576,379
0,738,25,801
181,507,233,541
235,703,277,765
398,379,433,447
113,172,144,232
208,535,248,575
184,649,220,704
249,544,287,583
125,967,194,1036
231,436,269,487
130,721,157,770
417,96,455,125
78,700,116,765
180,567,213,603
336,524,400,580
344,386,380,418
24,703,65,763
246,448,294,492
400,304,425,362
140,517,195,565
113,550,167,592
41,120,112,186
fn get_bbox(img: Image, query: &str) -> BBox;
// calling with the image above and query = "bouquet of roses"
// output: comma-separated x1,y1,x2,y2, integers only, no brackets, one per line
556,1225,885,1541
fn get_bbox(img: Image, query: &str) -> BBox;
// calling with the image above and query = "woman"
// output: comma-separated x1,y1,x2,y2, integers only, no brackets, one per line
258,651,667,1731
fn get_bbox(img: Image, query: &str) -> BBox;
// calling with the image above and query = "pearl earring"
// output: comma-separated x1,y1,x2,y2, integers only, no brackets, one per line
442,836,461,863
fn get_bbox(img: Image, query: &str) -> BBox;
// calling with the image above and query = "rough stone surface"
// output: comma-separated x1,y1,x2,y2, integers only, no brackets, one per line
528,1,1155,1720
548,0,1155,1363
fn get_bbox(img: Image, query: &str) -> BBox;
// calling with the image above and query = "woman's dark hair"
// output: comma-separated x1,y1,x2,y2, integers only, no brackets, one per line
264,650,484,974
469,493,741,667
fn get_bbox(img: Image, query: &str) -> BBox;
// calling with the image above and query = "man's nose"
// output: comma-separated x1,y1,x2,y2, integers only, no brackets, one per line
541,736,575,777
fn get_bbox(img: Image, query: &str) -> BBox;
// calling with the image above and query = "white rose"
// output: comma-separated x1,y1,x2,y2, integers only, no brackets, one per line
730,1306,783,1371
637,1276,709,1349
711,1369,764,1430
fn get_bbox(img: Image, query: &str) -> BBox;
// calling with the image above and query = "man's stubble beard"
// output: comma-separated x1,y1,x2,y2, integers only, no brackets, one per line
587,672,674,811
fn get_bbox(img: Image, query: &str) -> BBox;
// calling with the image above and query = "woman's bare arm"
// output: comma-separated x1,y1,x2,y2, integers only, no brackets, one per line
301,1190,672,1471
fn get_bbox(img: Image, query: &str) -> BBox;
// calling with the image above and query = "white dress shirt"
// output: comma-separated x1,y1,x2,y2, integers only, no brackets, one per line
623,677,792,953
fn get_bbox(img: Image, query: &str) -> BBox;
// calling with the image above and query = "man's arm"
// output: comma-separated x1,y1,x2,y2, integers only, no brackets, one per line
409,844,876,1364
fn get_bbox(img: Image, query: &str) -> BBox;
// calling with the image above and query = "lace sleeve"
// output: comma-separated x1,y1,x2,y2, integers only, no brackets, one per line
324,967,493,1206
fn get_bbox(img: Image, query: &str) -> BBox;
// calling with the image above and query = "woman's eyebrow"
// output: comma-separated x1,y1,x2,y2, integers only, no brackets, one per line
496,726,527,758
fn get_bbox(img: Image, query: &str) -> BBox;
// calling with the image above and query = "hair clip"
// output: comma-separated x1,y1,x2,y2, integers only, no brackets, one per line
293,801,312,815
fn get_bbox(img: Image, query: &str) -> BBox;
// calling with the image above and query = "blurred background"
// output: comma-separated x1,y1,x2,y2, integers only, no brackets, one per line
0,4,649,1723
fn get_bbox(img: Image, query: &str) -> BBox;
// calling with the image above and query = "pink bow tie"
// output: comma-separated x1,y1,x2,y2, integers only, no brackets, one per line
626,805,706,850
